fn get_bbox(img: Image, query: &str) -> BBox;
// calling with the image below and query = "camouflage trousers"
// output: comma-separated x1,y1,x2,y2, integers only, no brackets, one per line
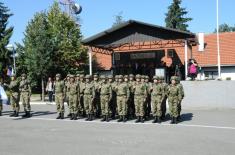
55,93,64,113
178,100,183,115
151,95,162,117
68,94,79,114
117,95,128,116
84,94,94,115
100,95,110,116
134,95,145,117
168,97,179,117
20,92,31,112
10,92,20,112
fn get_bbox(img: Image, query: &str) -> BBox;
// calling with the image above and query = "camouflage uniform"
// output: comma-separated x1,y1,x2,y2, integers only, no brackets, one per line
133,75,147,123
67,75,80,120
54,74,65,119
7,76,20,117
65,74,70,106
176,76,184,120
144,76,152,119
100,75,112,121
115,75,130,122
110,75,118,119
93,74,101,118
151,76,164,123
79,74,86,116
128,74,135,119
167,76,183,124
160,76,168,119
84,75,95,121
19,74,31,118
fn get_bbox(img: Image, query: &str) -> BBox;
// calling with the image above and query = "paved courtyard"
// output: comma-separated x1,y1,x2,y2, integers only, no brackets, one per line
0,104,235,155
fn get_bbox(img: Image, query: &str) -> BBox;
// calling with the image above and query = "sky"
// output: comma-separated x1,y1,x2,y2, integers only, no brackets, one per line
3,0,235,45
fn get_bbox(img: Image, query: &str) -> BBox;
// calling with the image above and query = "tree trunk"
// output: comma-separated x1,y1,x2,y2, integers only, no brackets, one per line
41,77,45,102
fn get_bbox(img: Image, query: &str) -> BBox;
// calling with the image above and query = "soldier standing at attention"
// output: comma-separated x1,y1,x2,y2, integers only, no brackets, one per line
93,74,101,118
110,75,118,119
144,75,152,120
99,75,112,122
176,76,184,121
4,75,20,117
67,75,80,120
115,75,130,122
133,74,147,123
19,73,31,118
79,74,86,117
159,76,168,120
54,74,65,119
151,76,164,123
167,76,183,124
75,74,83,117
128,74,135,119
84,75,95,121
65,74,71,117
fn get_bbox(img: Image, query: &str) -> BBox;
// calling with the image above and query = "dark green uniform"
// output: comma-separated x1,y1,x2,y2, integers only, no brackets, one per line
84,75,95,121
176,76,184,120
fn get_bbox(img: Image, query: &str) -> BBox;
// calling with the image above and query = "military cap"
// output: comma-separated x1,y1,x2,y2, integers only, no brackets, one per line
76,74,80,77
124,75,129,79
135,74,141,79
153,76,159,80
145,76,149,79
170,76,176,81
85,75,91,79
108,75,113,79
141,75,146,79
175,76,180,81
93,74,99,78
129,74,134,78
100,75,106,79
56,73,61,77
66,74,71,77
119,75,123,79
21,73,26,77
159,76,164,80
115,75,119,79
80,74,85,78
70,75,75,78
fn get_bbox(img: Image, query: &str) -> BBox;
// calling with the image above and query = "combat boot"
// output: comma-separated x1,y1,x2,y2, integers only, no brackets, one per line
0,111,2,116
123,115,127,122
157,117,161,123
174,117,178,124
60,113,64,119
73,114,78,120
27,111,31,118
56,113,61,119
152,116,157,123
67,113,72,117
105,115,109,122
85,114,90,121
140,116,144,123
117,115,123,122
177,115,181,122
22,111,28,118
135,116,140,123
70,114,74,120
10,111,16,117
170,117,174,124
89,114,93,121
101,115,106,122
15,112,19,117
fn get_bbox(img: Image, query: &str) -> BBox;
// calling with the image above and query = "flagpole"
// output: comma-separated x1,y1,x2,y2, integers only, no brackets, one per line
216,0,221,79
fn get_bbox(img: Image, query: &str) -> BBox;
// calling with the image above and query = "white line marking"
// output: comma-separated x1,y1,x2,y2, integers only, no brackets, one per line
1,116,235,130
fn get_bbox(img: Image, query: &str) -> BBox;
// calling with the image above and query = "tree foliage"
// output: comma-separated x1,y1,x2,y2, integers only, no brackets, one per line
165,0,192,31
214,23,235,33
112,12,125,27
0,2,13,77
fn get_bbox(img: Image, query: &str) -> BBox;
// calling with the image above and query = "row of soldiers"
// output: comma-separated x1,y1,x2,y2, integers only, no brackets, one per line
57,73,184,124
0,74,31,118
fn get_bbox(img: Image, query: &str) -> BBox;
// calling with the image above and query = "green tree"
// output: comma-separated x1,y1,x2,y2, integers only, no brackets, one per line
165,0,192,31
0,2,13,78
112,12,125,27
22,12,54,101
47,2,88,75
214,23,235,33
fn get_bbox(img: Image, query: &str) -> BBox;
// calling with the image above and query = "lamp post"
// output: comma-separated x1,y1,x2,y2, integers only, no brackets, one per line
6,44,16,75
216,0,221,79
